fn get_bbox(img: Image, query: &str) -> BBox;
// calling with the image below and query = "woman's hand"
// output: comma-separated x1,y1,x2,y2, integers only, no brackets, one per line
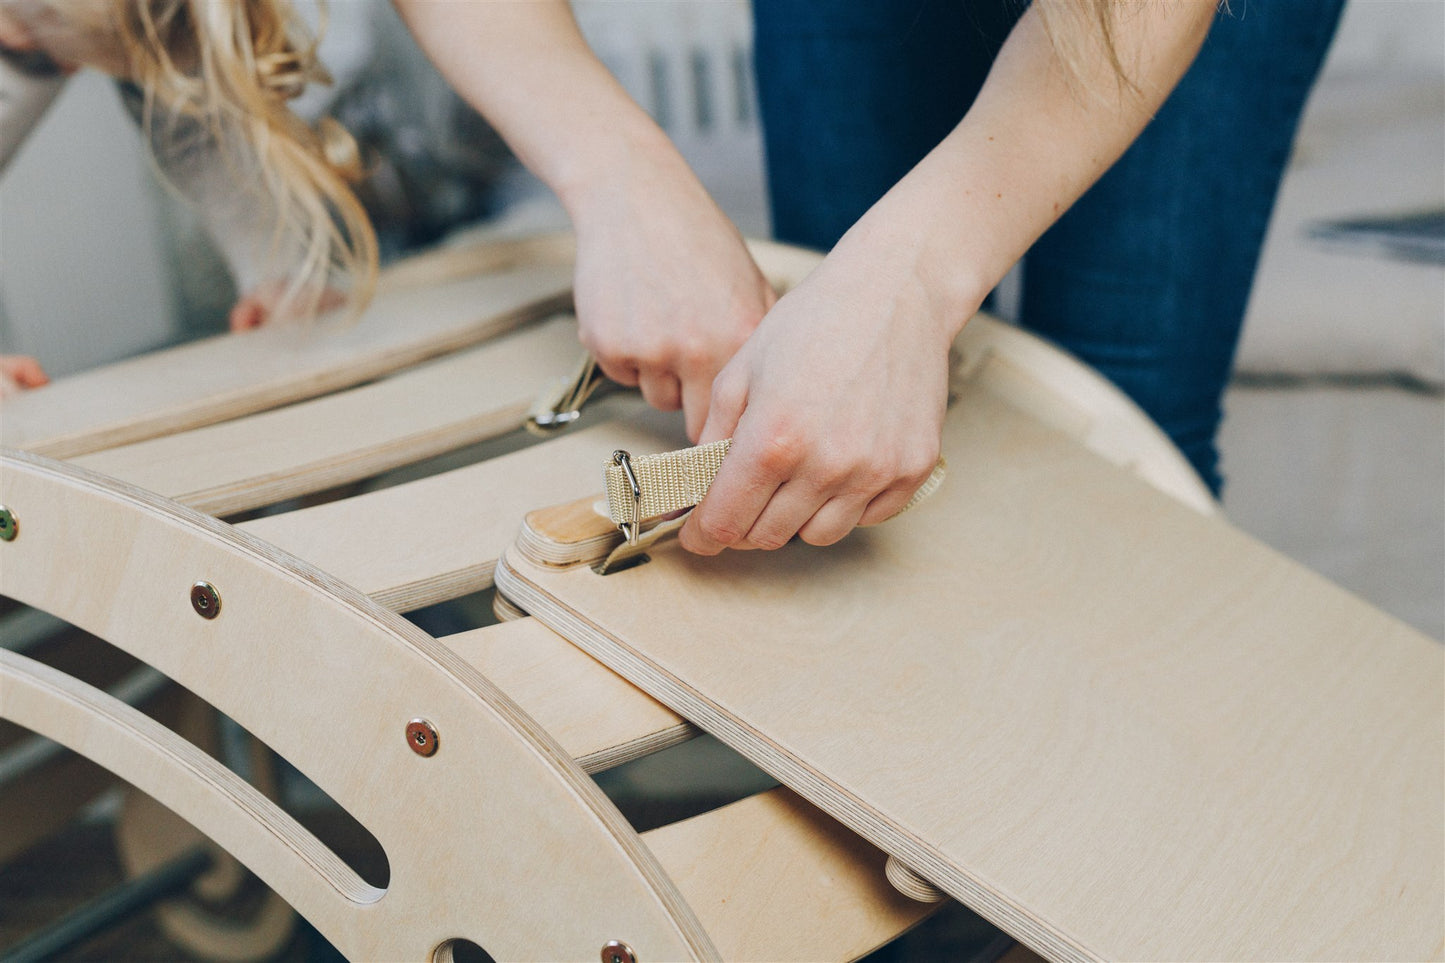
568,141,775,441
680,222,968,553
0,353,49,398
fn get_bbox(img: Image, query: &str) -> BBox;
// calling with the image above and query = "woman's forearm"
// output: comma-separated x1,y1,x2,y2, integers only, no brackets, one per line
843,1,1216,333
391,0,676,217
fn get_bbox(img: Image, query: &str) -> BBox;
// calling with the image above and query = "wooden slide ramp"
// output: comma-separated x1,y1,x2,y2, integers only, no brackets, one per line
497,372,1443,961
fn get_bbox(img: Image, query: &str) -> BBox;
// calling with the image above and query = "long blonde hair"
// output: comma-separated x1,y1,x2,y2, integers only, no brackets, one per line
72,0,377,318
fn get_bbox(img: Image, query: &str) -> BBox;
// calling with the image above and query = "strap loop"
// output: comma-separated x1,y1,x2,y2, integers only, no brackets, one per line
603,441,946,545
526,353,606,436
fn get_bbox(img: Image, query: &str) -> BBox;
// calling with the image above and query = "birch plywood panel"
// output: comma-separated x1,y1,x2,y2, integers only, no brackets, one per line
498,386,1444,962
0,451,716,961
239,414,685,611
643,787,935,962
70,317,583,516
0,261,572,458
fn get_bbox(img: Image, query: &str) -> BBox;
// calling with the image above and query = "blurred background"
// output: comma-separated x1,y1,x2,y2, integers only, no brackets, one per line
0,1,1440,958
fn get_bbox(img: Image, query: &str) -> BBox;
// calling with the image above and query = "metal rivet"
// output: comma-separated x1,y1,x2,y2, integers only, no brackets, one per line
406,719,438,757
190,581,221,619
601,940,636,963
0,505,16,542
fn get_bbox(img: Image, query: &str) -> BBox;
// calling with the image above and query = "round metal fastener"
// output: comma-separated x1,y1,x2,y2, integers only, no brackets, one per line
0,505,16,542
406,719,438,757
190,581,221,619
601,940,637,963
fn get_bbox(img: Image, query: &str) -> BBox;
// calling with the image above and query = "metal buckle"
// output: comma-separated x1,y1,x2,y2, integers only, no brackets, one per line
526,354,605,436
611,449,643,546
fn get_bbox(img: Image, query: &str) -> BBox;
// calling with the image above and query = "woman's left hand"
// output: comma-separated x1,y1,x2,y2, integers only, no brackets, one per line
680,224,970,552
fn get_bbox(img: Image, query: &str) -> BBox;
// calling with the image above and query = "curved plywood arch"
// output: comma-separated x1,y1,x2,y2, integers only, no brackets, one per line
0,449,716,962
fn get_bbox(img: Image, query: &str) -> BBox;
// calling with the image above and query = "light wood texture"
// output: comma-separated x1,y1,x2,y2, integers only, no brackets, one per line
497,383,1444,962
951,316,1216,516
0,257,572,459
884,856,946,904
517,495,620,568
442,620,695,774
0,449,931,961
0,450,717,961
70,317,582,516
238,415,686,612
643,787,935,962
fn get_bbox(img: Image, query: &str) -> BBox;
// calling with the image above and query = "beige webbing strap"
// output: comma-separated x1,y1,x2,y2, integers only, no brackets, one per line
604,441,946,547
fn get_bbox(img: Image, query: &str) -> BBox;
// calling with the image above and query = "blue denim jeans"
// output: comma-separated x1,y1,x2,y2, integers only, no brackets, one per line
753,0,1345,494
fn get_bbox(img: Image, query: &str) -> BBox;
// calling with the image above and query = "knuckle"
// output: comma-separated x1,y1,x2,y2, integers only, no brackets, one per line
902,444,941,486
710,372,747,412
749,527,792,551
698,514,746,546
754,438,800,477
799,524,847,548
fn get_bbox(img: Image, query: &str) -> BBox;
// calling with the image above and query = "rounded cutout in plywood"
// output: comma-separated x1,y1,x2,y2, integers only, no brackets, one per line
434,937,497,963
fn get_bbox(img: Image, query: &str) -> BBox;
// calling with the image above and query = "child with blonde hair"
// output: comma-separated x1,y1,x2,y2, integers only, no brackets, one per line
0,0,376,395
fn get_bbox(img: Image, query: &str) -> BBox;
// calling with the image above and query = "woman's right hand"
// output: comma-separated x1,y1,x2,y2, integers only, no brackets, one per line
0,353,48,398
567,137,775,442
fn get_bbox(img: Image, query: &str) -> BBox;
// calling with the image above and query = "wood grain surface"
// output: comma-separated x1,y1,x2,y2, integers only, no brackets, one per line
69,317,583,516
238,414,685,611
643,787,935,961
498,383,1444,962
0,450,717,961
0,259,571,459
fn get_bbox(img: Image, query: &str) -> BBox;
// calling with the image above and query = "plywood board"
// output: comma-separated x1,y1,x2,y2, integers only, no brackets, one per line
70,317,582,515
239,414,685,611
498,384,1444,962
0,450,716,961
644,787,934,962
0,260,572,458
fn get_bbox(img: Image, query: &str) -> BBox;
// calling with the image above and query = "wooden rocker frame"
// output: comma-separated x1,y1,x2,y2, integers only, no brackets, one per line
1,234,1436,962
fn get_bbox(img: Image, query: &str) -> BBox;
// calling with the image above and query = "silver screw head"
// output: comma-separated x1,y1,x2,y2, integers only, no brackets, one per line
0,505,16,542
190,581,221,619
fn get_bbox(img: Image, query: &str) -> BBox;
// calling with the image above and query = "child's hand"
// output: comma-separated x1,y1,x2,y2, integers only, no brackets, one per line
229,281,349,331
0,354,49,398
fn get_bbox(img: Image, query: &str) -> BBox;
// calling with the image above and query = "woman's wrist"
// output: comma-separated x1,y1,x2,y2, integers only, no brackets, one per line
552,113,695,229
834,182,995,349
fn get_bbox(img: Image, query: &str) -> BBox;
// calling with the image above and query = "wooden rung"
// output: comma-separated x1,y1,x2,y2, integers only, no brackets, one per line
643,787,935,963
441,620,694,774
1,252,572,459
238,416,686,613
884,856,947,904
69,318,581,517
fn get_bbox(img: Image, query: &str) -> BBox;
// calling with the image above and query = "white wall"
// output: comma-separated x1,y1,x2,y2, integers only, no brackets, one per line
0,72,177,377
